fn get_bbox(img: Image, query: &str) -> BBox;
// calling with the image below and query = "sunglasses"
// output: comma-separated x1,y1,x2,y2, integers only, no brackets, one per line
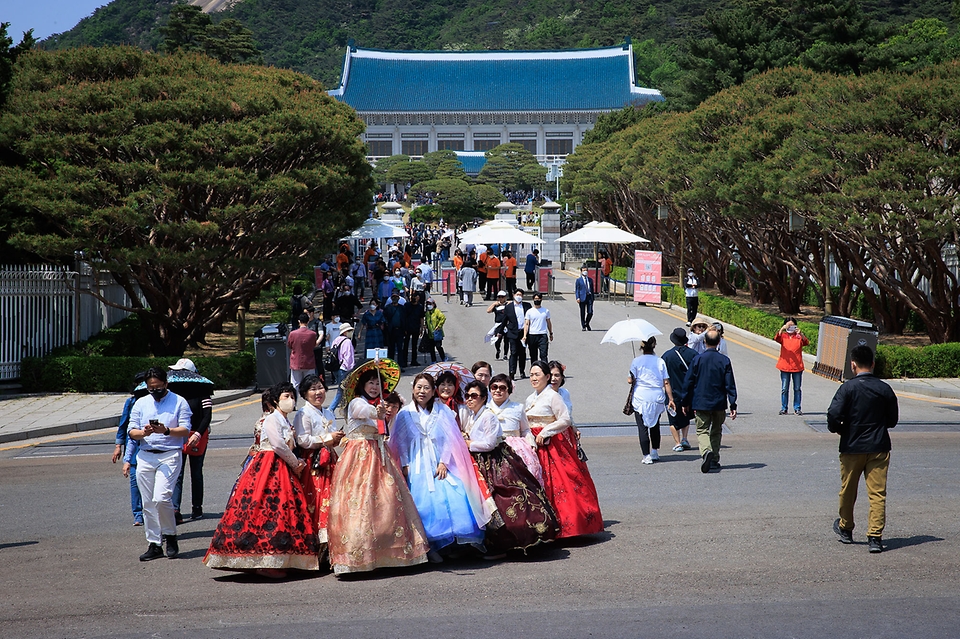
465,392,484,400
490,384,509,392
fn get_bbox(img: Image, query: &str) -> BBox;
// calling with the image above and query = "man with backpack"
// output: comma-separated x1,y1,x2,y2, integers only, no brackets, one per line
327,323,356,413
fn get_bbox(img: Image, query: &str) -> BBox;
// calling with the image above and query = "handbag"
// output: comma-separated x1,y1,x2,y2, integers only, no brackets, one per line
433,329,443,342
623,376,637,416
418,328,435,352
183,429,209,457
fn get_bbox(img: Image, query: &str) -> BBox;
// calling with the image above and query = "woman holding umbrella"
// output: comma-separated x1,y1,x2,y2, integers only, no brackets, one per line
627,337,676,465
524,361,603,539
327,362,431,576
204,382,318,578
293,374,344,563
389,373,496,557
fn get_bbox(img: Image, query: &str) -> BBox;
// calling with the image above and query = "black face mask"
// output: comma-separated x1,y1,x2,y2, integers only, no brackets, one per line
534,300,542,306
148,388,167,400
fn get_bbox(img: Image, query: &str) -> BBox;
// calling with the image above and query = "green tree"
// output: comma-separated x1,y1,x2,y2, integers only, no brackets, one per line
160,5,211,54
0,47,373,355
435,158,467,180
386,160,433,191
421,149,459,178
161,5,261,64
477,143,541,192
409,178,481,221
0,23,34,111
371,154,410,187
470,183,502,212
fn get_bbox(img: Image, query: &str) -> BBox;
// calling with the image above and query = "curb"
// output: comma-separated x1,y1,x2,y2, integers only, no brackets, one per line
0,388,257,445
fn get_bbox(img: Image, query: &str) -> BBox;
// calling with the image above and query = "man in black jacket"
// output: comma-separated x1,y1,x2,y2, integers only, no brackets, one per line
680,328,737,474
827,345,898,553
502,289,531,380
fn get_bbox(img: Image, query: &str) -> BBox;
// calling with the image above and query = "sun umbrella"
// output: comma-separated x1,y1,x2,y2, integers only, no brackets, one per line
458,221,544,245
557,221,649,244
601,318,663,356
421,361,475,393
343,218,409,240
339,358,402,412
134,369,215,400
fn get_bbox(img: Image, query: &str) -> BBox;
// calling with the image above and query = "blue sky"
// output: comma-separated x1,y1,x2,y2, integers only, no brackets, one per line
3,1,109,41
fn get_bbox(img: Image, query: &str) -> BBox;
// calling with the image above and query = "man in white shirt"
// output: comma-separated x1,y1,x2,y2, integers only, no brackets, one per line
128,367,192,561
417,263,434,294
523,292,553,363
684,268,700,326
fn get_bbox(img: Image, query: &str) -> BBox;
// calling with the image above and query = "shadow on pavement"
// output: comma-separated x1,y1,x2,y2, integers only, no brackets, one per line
720,462,768,470
0,540,38,550
883,534,944,551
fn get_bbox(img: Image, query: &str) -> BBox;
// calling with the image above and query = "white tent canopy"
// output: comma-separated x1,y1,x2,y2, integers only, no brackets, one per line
458,221,544,245
343,218,410,240
557,221,649,244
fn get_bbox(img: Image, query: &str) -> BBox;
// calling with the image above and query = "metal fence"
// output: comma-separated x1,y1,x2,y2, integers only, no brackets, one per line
0,264,136,380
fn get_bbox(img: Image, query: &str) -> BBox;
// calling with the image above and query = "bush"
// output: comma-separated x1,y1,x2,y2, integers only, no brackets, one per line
610,266,628,282
876,343,960,378
20,351,255,393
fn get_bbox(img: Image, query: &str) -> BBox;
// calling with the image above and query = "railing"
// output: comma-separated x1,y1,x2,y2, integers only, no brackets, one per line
0,264,137,380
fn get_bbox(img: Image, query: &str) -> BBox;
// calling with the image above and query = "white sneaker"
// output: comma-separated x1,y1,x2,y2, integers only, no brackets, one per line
641,455,654,465
650,450,660,461
672,444,684,452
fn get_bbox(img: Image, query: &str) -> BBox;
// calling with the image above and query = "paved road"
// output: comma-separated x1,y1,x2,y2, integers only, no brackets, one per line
2,273,960,638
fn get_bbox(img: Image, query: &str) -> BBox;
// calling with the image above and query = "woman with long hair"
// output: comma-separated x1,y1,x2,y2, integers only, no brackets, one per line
326,368,430,576
461,380,558,556
204,382,319,578
293,374,344,562
389,373,495,556
524,361,603,539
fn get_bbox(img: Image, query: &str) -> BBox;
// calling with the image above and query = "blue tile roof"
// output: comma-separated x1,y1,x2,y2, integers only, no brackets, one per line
454,152,487,175
330,45,663,112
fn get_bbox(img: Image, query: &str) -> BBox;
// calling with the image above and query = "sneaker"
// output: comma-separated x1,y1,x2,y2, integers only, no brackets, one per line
681,439,691,450
191,508,203,520
133,520,143,527
710,460,722,471
641,455,654,465
868,536,883,553
139,543,164,562
672,444,684,452
163,534,179,559
795,409,803,416
833,518,854,544
174,511,184,525
779,409,788,415
701,450,714,474
649,450,660,461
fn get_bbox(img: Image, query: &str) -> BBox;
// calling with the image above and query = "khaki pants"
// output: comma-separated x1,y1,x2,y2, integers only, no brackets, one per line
694,410,725,463
838,451,890,538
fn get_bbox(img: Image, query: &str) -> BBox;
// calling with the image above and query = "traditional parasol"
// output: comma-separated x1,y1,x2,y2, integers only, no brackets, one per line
134,369,215,400
421,361,474,393
338,357,402,415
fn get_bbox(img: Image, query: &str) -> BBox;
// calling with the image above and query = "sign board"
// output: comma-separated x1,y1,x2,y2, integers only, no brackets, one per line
633,250,662,304
537,266,552,293
440,268,458,295
366,348,388,360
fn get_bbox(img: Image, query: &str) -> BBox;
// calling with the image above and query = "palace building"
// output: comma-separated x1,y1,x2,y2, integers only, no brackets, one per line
328,40,663,164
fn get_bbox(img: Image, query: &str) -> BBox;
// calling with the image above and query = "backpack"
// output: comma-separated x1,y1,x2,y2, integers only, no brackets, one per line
326,336,345,372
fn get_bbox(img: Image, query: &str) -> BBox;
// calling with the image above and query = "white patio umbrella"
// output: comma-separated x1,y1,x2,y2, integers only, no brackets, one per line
601,318,663,356
459,221,544,245
343,218,410,240
557,221,649,244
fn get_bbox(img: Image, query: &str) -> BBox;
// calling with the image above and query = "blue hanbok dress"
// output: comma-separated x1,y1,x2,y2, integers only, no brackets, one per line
388,401,495,550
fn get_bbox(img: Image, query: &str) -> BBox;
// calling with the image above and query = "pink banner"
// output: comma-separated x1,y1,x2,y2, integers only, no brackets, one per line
633,251,662,304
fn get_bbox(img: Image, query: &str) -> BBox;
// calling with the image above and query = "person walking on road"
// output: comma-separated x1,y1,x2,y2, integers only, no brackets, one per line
289,313,322,388
523,292,553,363
680,328,737,474
628,337,675,465
459,259,478,307
505,290,531,380
662,328,695,452
127,367,192,561
575,265,595,331
524,249,540,291
828,345,899,554
683,269,700,326
775,318,809,415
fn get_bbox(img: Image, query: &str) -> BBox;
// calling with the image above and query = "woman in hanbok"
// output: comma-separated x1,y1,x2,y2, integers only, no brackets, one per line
461,381,558,556
436,370,469,425
327,368,431,576
549,360,586,463
293,374,344,561
389,373,495,555
524,361,604,539
487,373,543,484
204,382,319,577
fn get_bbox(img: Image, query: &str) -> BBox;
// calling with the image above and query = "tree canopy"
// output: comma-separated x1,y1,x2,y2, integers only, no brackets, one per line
0,46,373,355
565,62,960,343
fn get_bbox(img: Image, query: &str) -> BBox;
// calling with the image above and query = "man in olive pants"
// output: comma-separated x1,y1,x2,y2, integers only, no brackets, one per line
680,329,737,474
827,345,898,553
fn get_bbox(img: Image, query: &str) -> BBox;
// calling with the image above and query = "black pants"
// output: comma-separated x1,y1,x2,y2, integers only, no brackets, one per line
579,299,594,329
505,277,516,295
634,413,662,456
527,333,548,363
526,272,535,290
403,331,421,365
429,341,445,363
387,329,406,367
508,336,526,377
173,451,205,513
495,332,510,360
486,275,499,299
686,296,699,323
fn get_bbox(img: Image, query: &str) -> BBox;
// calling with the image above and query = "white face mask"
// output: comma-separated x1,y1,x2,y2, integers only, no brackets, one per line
514,296,523,303
278,397,296,414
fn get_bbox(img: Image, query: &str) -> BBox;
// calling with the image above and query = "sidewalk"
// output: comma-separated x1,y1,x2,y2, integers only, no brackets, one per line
0,388,255,445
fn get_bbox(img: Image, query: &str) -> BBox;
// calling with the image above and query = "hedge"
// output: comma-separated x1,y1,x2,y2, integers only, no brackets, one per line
20,351,255,393
662,286,819,354
659,286,960,378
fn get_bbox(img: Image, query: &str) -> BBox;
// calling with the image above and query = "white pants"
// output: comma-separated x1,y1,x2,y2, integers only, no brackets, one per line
291,368,312,387
136,449,183,544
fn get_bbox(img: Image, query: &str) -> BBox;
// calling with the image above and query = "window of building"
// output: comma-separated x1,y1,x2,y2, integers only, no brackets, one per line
545,139,573,156
437,140,465,151
401,140,429,156
511,139,537,155
472,139,501,152
367,140,393,157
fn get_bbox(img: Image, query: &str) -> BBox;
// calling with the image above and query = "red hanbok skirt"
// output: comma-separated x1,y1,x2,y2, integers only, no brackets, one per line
203,451,320,571
530,425,604,538
299,447,337,547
